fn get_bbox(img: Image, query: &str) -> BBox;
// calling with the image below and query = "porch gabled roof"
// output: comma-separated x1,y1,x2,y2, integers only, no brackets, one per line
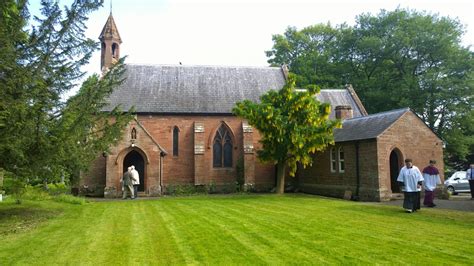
334,108,410,142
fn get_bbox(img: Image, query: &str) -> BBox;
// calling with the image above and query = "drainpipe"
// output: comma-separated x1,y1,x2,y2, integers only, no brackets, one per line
353,141,360,201
160,151,166,195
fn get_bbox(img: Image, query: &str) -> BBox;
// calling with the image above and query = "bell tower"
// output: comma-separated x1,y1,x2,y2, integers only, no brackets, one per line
99,12,122,71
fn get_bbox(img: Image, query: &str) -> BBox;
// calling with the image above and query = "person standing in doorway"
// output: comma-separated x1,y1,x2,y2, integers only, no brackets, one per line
397,158,424,213
131,165,140,199
466,164,474,199
422,160,441,207
121,167,134,199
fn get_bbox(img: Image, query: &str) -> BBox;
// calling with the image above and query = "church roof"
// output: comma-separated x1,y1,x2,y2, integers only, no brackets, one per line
99,14,122,43
103,64,367,118
334,108,410,142
317,89,367,118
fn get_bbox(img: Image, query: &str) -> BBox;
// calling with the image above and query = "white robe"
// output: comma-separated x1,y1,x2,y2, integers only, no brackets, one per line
423,173,441,191
131,169,140,185
397,166,424,192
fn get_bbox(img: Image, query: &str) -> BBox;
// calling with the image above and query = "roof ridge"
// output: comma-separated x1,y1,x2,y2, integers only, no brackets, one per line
126,63,282,70
344,108,410,122
319,89,348,91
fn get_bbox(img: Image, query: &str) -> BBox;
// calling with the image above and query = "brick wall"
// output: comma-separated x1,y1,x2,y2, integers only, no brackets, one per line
298,111,444,202
377,112,444,199
298,140,379,201
83,115,276,197
252,129,275,191
80,156,106,196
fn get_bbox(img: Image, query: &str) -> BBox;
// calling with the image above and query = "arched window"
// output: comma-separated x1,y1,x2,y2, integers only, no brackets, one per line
338,147,345,173
131,127,137,140
330,147,336,173
112,43,118,58
173,126,179,156
213,125,233,167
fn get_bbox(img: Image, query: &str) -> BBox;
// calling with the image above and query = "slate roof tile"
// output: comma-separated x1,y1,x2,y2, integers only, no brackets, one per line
334,108,410,142
104,64,365,120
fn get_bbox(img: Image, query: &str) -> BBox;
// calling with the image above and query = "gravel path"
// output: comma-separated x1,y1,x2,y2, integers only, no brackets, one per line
378,193,473,212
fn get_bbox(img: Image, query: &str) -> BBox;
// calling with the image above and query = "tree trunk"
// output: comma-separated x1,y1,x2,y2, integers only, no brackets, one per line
275,161,286,194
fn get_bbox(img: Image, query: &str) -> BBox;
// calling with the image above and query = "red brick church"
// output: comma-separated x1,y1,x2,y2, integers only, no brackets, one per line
80,14,444,201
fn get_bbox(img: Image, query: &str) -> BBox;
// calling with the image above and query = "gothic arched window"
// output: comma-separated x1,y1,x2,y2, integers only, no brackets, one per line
173,126,179,156
213,125,233,167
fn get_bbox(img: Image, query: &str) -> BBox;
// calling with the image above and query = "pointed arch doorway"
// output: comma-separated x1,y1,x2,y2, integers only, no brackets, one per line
123,150,145,192
389,149,402,193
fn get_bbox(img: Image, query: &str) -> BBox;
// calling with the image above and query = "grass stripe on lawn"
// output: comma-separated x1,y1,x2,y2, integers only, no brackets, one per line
1,194,473,265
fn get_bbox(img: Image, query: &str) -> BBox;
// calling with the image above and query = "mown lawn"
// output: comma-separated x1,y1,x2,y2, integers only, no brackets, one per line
1,194,473,265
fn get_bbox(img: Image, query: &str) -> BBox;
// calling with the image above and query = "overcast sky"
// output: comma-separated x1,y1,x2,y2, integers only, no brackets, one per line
30,0,473,76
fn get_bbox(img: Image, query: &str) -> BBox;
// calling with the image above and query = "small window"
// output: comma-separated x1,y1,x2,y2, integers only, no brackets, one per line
338,147,345,173
173,126,179,156
330,147,336,173
112,43,118,58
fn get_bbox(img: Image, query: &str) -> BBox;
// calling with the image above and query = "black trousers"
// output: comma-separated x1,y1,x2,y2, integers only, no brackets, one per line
469,180,474,199
133,185,139,198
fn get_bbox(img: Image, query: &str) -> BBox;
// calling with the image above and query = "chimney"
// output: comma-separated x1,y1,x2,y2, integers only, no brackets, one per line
335,105,353,120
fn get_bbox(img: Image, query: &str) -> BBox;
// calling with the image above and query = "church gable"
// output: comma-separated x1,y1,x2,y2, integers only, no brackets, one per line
334,108,409,142
121,118,167,155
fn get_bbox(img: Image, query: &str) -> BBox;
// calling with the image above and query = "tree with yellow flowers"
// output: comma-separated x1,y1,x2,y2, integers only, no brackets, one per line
233,74,341,194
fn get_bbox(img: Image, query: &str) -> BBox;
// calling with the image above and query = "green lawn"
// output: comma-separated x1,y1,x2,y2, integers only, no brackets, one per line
1,194,473,265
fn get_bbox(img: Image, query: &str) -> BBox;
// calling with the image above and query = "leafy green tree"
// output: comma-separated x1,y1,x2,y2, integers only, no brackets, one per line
443,110,474,170
266,8,474,168
51,59,133,186
0,0,30,177
233,75,341,194
266,24,351,88
0,0,133,189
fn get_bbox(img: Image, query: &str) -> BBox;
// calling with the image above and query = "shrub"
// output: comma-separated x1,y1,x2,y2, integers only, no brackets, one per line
3,175,27,197
164,184,176,195
21,185,51,201
165,184,202,196
236,157,245,190
53,194,87,205
221,182,238,194
206,180,217,194
3,181,86,205
47,183,69,196
174,184,196,195
244,183,256,192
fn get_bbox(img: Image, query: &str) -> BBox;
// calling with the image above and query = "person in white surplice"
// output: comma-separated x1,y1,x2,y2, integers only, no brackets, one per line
397,158,424,213
131,165,140,199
